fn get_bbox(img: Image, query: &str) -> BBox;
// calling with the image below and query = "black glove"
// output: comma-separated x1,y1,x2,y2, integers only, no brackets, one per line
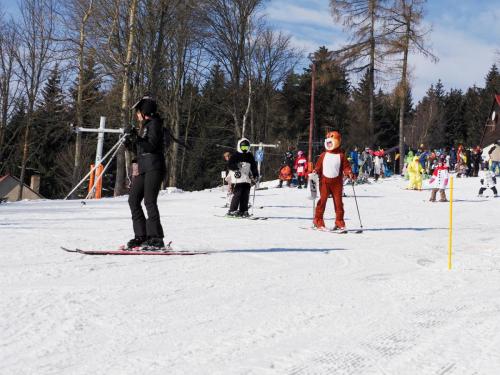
124,126,138,144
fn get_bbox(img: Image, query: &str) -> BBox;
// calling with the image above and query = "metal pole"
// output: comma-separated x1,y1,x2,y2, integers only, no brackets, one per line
351,182,364,233
86,137,125,200
308,62,316,173
95,116,106,167
65,134,127,199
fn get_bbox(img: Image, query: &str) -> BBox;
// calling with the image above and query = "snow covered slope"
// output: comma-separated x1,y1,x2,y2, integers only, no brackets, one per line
1,176,499,374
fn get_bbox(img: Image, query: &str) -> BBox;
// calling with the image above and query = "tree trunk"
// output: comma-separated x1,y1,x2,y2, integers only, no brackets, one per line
398,19,410,174
242,78,252,138
369,0,376,144
17,105,33,200
114,0,138,197
72,0,93,198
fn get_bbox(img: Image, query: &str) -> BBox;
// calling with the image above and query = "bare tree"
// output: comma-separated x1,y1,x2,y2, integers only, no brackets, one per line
0,19,19,154
385,0,437,172
67,0,95,193
252,27,301,140
91,0,139,196
57,0,96,196
14,0,58,200
330,0,389,144
202,0,264,138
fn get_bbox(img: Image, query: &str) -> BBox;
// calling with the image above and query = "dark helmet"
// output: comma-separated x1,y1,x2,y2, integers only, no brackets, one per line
132,95,157,117
496,139,500,145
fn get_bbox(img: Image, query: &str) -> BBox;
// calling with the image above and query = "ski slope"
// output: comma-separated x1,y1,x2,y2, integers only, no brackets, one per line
1,176,500,375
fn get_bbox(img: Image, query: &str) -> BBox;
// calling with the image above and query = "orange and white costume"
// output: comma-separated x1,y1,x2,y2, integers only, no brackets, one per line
313,131,353,229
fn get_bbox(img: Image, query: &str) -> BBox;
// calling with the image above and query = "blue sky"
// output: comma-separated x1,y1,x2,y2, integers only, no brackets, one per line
264,0,500,101
2,0,497,102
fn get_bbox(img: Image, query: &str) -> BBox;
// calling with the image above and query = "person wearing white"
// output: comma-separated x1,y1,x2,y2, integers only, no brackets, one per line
478,167,497,197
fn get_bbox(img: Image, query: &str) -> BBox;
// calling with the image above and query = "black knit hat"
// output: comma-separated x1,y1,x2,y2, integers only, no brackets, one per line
132,95,157,116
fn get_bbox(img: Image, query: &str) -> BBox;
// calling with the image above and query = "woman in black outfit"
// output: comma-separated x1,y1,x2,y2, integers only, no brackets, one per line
125,96,166,249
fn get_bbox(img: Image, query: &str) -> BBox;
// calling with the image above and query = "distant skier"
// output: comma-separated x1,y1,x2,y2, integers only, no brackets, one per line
277,163,293,188
124,96,166,249
478,165,497,197
407,156,424,190
227,138,259,217
313,131,354,232
471,146,482,177
223,151,233,207
429,155,449,202
488,139,500,175
294,150,308,189
349,147,360,177
373,152,383,181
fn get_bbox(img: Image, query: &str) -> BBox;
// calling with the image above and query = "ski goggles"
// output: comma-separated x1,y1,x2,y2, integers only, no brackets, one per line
240,144,250,151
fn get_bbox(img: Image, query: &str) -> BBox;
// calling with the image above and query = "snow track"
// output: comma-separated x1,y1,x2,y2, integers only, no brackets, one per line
1,177,500,374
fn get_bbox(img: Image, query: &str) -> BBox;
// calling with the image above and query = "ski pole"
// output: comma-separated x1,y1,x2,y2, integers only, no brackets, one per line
251,180,257,216
351,181,363,233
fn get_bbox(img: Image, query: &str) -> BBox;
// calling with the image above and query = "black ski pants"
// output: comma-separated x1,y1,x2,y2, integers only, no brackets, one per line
128,169,164,239
230,183,251,213
479,186,498,195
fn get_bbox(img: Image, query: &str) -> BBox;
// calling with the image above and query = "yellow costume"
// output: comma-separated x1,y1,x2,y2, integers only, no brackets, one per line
407,156,424,190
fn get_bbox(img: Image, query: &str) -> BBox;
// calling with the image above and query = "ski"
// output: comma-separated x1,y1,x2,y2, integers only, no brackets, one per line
61,247,208,256
299,226,362,234
215,214,268,221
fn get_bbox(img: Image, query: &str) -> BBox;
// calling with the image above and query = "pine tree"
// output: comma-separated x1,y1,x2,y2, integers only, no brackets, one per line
463,86,483,146
350,70,371,147
0,99,27,175
374,89,399,149
443,88,465,145
181,65,232,191
32,64,70,198
70,52,103,128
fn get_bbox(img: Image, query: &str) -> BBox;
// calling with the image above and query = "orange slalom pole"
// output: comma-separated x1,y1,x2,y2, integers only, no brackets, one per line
95,164,104,199
88,164,95,196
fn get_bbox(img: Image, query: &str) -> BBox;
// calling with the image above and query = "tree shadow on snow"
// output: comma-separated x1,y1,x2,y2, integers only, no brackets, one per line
360,227,447,232
222,247,346,254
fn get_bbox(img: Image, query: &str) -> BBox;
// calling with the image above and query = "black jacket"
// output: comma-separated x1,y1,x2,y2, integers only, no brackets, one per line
228,152,259,179
126,117,166,174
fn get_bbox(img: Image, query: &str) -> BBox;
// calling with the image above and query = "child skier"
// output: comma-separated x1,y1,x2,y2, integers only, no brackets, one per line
223,151,233,208
407,156,424,190
478,166,497,197
429,155,449,202
373,151,383,181
313,131,354,232
277,163,292,188
294,150,308,188
227,138,259,217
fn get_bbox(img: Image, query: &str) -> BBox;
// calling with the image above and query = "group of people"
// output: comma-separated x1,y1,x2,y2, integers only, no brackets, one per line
123,94,499,249
277,150,308,189
402,141,500,201
347,147,393,182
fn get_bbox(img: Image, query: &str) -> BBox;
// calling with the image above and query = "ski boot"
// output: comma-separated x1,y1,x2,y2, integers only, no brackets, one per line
226,210,241,217
141,237,165,251
126,236,146,250
332,226,348,234
240,211,250,218
313,218,326,231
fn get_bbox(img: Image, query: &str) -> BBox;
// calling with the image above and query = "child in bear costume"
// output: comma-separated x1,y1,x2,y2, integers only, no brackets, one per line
313,131,354,232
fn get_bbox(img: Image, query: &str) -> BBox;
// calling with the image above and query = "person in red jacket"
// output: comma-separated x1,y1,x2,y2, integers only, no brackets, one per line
294,150,308,188
313,131,354,232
